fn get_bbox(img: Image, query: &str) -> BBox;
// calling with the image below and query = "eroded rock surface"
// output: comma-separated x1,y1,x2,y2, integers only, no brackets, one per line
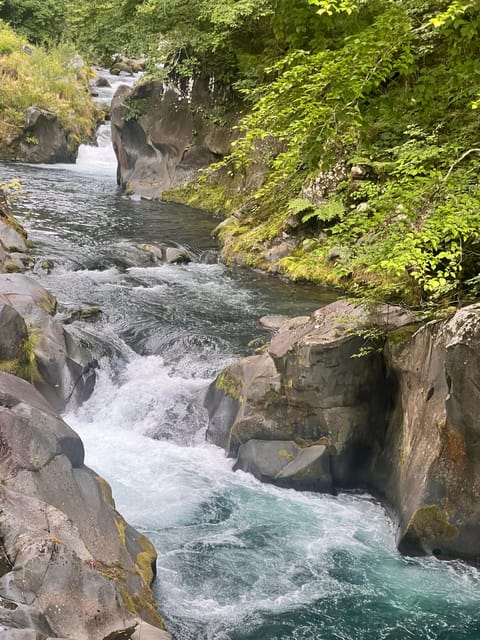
0,372,171,640
111,79,234,198
206,300,480,561
0,273,96,412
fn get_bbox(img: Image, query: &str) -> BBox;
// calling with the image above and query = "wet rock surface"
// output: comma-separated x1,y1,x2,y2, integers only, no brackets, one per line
206,300,480,561
0,372,172,640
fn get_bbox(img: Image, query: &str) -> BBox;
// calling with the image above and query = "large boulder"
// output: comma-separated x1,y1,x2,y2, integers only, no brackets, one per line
0,372,171,640
0,273,96,412
3,107,80,164
111,79,235,198
376,304,480,561
206,300,412,487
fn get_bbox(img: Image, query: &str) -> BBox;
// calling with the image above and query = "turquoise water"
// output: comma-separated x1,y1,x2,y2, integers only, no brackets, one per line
1,155,480,640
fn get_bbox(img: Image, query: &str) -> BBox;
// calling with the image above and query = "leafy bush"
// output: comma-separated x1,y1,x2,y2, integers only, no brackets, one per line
0,20,97,149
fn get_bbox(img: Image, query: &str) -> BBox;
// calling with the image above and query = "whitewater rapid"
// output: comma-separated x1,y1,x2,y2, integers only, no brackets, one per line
1,70,480,640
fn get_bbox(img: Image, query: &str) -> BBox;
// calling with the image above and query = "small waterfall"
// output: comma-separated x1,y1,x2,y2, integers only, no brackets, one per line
75,124,117,176
74,69,141,176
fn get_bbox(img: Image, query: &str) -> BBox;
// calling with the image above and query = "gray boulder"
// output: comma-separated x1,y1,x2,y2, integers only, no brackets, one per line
0,372,171,640
0,273,96,412
206,300,411,486
136,243,191,265
19,107,77,163
233,439,333,491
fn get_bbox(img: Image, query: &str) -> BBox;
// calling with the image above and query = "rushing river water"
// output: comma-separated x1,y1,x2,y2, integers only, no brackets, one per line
2,77,480,639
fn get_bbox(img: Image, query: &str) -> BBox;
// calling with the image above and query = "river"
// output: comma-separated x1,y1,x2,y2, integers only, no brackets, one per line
1,74,480,640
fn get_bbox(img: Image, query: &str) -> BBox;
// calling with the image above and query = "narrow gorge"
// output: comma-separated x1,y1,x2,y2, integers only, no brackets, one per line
0,61,479,639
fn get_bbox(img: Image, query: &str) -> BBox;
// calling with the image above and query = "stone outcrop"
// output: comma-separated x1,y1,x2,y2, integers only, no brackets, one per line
111,79,235,198
0,371,171,640
0,273,96,413
206,300,480,561
0,190,31,274
206,301,412,486
1,108,80,164
376,305,480,560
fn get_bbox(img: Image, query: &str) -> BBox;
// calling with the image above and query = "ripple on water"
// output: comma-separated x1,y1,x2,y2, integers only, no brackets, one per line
2,158,480,640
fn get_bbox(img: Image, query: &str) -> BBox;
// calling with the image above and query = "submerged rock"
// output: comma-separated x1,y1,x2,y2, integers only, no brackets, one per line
136,242,191,265
0,372,171,639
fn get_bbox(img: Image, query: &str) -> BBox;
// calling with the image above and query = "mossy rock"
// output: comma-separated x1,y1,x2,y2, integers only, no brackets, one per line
216,367,243,401
400,504,459,555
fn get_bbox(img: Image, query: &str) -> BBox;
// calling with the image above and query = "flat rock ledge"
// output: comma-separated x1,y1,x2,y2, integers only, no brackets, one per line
0,371,172,640
205,299,480,562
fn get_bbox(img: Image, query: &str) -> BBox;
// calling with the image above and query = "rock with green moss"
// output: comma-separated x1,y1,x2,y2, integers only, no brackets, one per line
0,273,96,412
206,300,413,487
0,372,171,639
376,303,480,561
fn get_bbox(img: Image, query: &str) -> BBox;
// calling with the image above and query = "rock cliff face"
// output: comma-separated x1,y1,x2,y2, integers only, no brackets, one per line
205,300,480,562
0,372,171,640
111,79,234,198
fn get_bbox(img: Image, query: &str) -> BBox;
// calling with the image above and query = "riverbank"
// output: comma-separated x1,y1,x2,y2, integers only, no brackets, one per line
0,188,172,639
3,154,480,639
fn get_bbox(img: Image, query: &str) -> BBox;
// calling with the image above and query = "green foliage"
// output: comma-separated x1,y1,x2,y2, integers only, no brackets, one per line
59,0,480,307
0,21,98,150
0,0,66,44
0,17,21,52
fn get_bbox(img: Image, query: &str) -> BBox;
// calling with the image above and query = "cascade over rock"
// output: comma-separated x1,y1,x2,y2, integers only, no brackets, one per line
205,300,480,561
111,79,234,198
0,372,171,640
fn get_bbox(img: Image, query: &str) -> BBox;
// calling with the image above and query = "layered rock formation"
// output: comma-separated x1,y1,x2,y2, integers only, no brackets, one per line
206,300,480,562
111,79,234,198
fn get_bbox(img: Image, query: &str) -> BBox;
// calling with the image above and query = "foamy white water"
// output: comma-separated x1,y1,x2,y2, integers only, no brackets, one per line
2,81,480,638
